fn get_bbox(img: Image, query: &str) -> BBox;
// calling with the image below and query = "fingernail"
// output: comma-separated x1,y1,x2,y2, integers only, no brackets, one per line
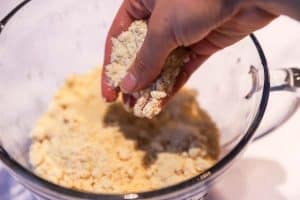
120,72,137,93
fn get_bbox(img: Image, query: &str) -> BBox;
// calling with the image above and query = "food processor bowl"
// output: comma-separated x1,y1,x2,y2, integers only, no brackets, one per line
0,0,299,199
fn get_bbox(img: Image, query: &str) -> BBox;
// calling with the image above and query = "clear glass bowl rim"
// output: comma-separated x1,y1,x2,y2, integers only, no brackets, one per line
0,1,271,199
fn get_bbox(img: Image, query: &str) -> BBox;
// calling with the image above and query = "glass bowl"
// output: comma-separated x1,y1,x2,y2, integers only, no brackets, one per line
0,0,299,199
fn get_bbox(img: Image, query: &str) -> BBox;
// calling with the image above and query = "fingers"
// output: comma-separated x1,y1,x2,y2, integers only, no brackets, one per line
101,70,120,102
122,93,136,109
116,0,232,95
120,21,176,93
102,2,134,102
162,34,225,106
126,0,154,19
102,0,152,102
166,5,276,103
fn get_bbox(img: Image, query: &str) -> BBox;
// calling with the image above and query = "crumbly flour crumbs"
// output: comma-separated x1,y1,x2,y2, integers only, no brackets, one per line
29,68,219,194
105,20,190,118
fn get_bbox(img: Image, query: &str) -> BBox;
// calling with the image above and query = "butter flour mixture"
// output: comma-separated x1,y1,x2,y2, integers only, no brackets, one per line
105,20,190,119
29,68,220,193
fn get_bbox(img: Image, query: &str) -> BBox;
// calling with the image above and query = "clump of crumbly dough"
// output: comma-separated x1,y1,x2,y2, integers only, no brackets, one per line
105,20,190,119
29,68,219,194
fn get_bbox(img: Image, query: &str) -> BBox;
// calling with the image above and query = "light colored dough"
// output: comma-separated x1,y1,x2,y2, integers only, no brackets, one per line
29,68,219,193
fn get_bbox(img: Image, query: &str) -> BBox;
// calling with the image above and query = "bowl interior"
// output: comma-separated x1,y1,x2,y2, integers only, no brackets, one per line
0,0,265,195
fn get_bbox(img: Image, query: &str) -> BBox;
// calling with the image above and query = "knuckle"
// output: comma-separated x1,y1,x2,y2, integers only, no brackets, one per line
168,3,195,46
141,0,155,12
147,18,175,49
133,52,151,76
205,31,228,50
191,38,222,57
131,54,150,89
171,21,187,46
126,0,151,19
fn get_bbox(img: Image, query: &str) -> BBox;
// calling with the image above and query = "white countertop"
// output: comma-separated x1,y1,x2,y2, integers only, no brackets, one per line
0,1,299,199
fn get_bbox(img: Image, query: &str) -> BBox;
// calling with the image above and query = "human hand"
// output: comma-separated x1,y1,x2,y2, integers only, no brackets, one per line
102,0,277,103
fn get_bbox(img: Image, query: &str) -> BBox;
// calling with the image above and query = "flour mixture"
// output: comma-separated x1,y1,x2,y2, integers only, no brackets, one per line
29,68,219,193
105,20,190,118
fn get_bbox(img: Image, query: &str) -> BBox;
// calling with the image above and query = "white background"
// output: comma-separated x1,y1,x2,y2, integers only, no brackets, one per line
0,0,299,199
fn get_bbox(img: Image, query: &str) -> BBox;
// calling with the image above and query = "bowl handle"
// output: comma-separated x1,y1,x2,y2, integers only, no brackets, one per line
253,67,300,141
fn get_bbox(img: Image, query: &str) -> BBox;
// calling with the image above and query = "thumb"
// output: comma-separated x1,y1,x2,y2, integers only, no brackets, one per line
120,25,176,93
